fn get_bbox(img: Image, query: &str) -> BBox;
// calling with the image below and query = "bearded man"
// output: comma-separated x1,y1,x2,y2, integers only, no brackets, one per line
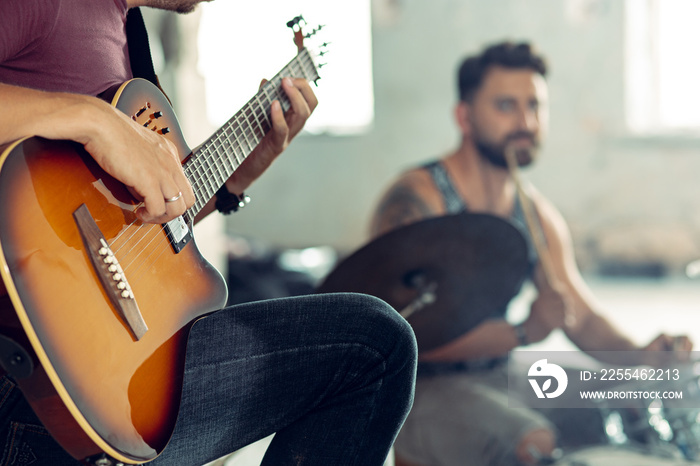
370,41,691,466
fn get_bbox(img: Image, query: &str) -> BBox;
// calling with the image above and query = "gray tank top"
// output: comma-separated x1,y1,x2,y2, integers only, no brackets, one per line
423,160,539,272
415,161,539,377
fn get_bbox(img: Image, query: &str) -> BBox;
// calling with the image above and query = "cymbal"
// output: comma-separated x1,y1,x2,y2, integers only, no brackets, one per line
316,213,531,352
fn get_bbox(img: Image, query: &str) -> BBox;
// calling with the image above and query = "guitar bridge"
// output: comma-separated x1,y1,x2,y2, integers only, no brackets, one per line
73,204,148,340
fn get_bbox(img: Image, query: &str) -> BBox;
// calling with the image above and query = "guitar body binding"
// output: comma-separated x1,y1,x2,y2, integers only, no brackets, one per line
0,79,228,464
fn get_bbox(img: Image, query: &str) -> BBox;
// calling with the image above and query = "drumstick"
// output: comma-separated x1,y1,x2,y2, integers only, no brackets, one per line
504,146,575,327
504,146,556,284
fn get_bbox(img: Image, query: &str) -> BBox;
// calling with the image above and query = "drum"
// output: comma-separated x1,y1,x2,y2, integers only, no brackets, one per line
541,365,700,462
591,370,700,462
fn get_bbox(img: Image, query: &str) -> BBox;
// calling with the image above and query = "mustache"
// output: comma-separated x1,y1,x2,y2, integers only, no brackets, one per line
504,131,536,144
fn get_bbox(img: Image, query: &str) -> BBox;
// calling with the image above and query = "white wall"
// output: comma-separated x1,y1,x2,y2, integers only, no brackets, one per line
171,0,700,276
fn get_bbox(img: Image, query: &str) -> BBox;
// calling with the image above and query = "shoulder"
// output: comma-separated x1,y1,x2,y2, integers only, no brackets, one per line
369,164,445,238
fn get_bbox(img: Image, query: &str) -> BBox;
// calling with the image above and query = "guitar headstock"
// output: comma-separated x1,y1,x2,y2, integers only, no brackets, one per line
287,15,329,84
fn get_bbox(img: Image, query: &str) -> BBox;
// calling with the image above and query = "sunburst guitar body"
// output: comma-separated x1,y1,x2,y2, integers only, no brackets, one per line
0,80,227,465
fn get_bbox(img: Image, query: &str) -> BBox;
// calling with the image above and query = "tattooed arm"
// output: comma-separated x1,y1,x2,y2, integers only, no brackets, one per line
369,166,533,361
369,168,444,239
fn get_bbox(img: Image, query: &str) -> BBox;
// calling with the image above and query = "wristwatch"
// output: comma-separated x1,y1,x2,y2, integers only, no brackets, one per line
513,323,529,347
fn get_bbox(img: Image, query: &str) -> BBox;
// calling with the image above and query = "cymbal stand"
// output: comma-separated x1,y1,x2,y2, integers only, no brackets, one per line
399,271,438,319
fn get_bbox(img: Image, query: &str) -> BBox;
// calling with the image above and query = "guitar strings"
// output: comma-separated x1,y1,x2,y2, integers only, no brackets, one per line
66,50,316,308
108,51,317,287
113,76,308,281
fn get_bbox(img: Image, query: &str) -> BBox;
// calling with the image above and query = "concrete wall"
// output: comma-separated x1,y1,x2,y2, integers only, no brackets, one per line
167,0,700,276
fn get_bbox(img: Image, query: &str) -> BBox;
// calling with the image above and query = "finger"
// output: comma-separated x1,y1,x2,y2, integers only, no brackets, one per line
564,309,576,329
674,336,692,352
684,337,694,351
160,169,196,213
659,334,674,350
268,99,290,148
648,334,666,349
138,199,182,224
137,176,189,223
133,178,167,222
169,167,196,208
289,77,318,112
671,336,683,352
157,137,195,204
281,77,312,123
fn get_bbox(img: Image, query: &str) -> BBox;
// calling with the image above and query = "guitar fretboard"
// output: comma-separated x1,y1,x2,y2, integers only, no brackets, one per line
182,47,319,223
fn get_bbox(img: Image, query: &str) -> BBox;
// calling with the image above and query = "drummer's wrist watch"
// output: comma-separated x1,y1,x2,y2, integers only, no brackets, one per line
513,323,528,347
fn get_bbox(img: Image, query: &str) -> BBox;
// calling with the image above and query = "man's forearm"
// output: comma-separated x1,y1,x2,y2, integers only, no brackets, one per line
0,83,106,146
567,311,638,353
419,319,523,362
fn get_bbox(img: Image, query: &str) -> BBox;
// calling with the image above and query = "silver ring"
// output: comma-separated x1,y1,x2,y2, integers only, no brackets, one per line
164,192,183,203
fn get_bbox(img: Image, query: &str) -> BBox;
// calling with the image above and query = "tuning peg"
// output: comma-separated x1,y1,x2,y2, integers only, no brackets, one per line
286,15,306,29
305,24,327,38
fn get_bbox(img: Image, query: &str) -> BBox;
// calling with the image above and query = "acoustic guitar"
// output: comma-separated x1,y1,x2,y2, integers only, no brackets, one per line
0,17,323,466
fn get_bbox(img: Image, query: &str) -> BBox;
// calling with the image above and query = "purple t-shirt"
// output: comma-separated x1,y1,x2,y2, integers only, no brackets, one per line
0,0,133,96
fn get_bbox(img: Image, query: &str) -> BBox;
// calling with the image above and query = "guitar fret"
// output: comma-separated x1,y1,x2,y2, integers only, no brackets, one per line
200,148,215,192
276,87,291,112
199,150,217,201
240,110,254,149
232,118,248,155
184,47,319,219
213,160,226,192
293,55,310,82
242,126,254,153
187,154,205,195
261,83,274,108
245,121,260,152
220,142,234,179
259,86,272,116
247,104,264,141
259,104,272,133
200,149,217,197
252,97,268,136
219,141,235,176
217,125,234,167
221,127,241,170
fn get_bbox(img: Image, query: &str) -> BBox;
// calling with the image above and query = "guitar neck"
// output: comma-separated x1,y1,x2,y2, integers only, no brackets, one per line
182,47,319,223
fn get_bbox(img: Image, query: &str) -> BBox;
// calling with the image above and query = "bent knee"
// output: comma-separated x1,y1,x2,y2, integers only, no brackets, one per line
327,292,415,339
516,427,556,465
360,293,417,357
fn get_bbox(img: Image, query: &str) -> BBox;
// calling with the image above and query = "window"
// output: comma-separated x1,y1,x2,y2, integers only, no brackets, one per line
197,0,374,135
625,0,700,133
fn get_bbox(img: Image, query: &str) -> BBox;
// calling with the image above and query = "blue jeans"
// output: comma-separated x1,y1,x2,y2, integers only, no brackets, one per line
0,293,417,465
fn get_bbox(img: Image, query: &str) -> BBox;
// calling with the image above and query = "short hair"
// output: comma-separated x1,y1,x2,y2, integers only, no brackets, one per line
457,41,548,102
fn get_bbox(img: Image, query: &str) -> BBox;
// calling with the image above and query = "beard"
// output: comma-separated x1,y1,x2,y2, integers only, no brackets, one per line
474,130,539,169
